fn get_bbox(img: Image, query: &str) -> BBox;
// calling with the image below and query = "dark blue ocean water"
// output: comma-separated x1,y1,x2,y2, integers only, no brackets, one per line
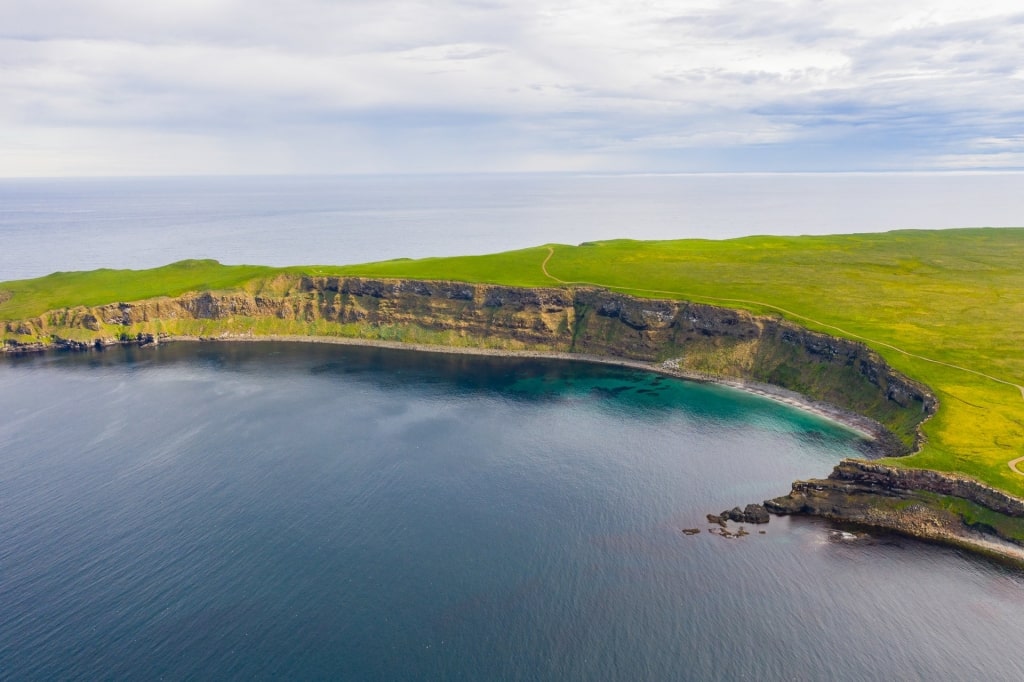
3,343,1024,680
3,172,1024,280
4,175,1024,679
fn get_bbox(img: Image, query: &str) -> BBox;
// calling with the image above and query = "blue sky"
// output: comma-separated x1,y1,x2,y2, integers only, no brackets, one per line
2,0,1023,176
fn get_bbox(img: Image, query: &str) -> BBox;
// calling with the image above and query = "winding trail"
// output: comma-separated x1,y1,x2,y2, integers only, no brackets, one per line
543,246,1024,473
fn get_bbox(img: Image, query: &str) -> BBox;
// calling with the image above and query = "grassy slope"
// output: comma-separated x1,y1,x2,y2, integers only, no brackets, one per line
0,259,276,320
3,229,1023,493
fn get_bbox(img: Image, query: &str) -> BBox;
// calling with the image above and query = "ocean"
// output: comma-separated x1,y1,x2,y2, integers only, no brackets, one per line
2,173,1024,680
3,343,1024,680
2,172,1023,281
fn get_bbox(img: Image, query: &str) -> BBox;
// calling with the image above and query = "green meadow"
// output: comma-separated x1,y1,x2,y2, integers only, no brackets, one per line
3,228,1023,494
0,259,276,321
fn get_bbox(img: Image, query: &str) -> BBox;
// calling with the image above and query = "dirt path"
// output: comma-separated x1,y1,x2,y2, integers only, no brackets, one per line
540,247,562,283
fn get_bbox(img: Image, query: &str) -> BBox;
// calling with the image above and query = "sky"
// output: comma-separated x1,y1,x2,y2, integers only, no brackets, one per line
2,0,1024,176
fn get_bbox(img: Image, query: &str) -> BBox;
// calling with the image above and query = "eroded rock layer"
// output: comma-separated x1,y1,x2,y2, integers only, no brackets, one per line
767,459,1024,554
3,277,934,452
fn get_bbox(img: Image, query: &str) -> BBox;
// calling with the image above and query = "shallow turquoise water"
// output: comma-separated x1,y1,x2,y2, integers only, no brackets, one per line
2,343,1023,680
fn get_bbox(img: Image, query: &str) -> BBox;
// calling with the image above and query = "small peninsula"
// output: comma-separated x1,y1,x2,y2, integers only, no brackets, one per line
4,228,1024,560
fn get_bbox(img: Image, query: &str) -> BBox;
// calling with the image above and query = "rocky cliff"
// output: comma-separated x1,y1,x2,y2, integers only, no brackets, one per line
3,275,933,451
766,459,1024,559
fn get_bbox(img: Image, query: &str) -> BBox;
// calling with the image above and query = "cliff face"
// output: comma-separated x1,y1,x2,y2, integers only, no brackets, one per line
2,276,933,452
297,277,576,347
766,459,1024,555
572,289,931,427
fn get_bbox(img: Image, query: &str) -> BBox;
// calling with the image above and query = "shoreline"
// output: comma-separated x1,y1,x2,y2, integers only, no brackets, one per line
160,332,888,447
11,331,1024,565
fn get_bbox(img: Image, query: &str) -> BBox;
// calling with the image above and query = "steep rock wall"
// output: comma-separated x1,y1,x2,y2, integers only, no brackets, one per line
766,459,1024,553
3,276,933,451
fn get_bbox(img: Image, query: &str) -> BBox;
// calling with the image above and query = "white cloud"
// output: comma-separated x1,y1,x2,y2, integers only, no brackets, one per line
1,0,1023,174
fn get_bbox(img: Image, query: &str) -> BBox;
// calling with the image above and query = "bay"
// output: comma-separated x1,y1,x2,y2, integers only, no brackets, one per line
2,343,1023,680
4,173,1024,679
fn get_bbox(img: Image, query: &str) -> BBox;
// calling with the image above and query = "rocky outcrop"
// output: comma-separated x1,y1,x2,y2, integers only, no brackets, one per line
776,460,1024,517
766,459,1024,559
708,504,771,526
3,333,158,354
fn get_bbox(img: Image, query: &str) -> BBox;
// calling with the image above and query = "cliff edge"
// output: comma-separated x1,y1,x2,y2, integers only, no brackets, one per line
2,275,934,451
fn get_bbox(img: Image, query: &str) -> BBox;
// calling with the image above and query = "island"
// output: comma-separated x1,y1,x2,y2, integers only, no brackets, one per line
4,228,1024,562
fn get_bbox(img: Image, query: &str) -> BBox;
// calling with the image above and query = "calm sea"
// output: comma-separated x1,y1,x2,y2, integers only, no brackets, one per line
2,172,1024,280
3,174,1024,679
3,343,1024,680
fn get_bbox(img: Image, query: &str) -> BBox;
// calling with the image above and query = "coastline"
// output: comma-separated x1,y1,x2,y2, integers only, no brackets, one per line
9,330,1024,565
161,332,887,446
150,336,1024,563
3,276,933,458
16,275,1024,563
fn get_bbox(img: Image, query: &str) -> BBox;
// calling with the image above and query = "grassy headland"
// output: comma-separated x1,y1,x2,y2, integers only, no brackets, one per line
0,259,276,320
3,228,1023,494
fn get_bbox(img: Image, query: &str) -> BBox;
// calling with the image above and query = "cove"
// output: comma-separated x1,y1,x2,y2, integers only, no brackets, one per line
2,342,1024,680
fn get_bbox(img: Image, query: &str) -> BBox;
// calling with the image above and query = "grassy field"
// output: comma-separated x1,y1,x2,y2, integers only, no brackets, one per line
0,259,276,320
3,228,1023,494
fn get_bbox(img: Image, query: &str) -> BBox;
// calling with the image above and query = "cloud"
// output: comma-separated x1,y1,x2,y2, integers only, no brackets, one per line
1,0,1023,174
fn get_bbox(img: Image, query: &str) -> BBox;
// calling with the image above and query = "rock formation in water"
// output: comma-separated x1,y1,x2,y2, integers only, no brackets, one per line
766,459,1024,557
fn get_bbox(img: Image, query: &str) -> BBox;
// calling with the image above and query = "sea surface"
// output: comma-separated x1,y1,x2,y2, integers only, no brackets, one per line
4,174,1024,679
2,172,1024,280
3,343,1024,681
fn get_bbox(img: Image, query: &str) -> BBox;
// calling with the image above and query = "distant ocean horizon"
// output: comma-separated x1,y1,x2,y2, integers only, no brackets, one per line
2,171,1023,281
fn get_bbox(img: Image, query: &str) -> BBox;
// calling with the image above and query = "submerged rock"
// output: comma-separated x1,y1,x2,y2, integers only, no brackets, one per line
828,530,868,542
706,513,727,527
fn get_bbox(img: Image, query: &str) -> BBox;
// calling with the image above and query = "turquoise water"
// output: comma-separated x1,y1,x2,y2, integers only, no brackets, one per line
3,343,1023,680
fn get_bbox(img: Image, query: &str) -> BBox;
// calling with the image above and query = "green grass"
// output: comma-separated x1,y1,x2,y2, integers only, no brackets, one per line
914,491,1024,543
288,245,556,286
3,228,1024,495
0,259,276,320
